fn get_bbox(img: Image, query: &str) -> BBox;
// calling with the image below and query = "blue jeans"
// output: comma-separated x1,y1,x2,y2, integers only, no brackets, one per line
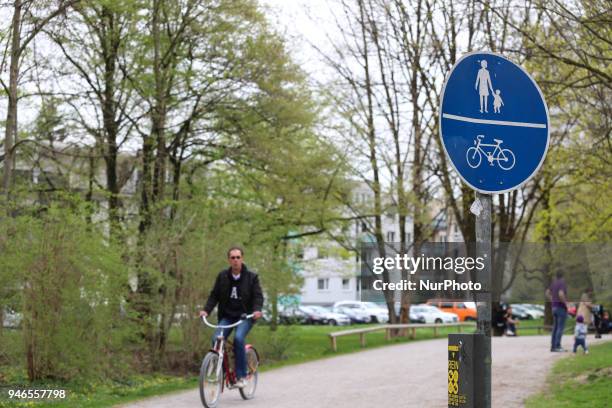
573,337,587,353
211,317,253,379
551,307,567,350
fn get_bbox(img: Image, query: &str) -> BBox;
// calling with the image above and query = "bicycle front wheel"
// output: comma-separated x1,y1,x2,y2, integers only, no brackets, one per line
200,352,223,408
497,148,515,170
239,347,259,400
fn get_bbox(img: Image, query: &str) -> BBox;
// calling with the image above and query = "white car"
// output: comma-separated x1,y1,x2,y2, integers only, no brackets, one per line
332,305,371,323
333,301,389,323
361,301,390,323
514,304,544,320
310,306,351,326
410,304,458,324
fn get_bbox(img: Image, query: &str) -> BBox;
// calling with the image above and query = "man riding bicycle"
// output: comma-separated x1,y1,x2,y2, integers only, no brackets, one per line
199,246,264,388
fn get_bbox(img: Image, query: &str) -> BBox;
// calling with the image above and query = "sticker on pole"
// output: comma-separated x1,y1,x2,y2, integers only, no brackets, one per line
439,51,550,194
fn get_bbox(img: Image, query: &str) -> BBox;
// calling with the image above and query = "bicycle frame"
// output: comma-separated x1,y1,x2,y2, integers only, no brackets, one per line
474,136,508,162
212,337,228,390
203,314,255,390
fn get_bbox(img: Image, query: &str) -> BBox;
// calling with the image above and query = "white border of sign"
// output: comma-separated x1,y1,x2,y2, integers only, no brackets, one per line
438,51,550,195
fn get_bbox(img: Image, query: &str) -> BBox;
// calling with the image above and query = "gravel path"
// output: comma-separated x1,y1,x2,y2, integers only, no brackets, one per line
118,335,610,408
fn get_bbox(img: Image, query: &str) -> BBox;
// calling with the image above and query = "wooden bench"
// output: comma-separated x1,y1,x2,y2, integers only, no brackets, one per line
328,326,384,351
328,322,475,352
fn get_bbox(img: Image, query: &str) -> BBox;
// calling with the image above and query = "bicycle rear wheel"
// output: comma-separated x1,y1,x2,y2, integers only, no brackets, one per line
466,146,482,168
239,347,259,400
200,352,223,408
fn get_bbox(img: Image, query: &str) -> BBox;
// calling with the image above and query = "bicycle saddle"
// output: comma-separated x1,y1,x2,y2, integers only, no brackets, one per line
493,138,503,143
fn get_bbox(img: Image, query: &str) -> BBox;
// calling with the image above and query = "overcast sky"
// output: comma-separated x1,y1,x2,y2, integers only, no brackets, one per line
261,0,343,81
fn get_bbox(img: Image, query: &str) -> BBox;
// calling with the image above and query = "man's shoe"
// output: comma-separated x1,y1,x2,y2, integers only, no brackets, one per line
553,348,567,352
235,378,248,388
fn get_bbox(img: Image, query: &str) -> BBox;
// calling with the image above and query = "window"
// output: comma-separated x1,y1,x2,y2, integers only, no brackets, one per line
342,278,350,290
405,233,412,243
317,278,329,291
387,231,395,242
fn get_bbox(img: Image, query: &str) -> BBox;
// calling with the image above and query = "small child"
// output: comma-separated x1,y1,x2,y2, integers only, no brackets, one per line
573,315,589,354
493,89,504,113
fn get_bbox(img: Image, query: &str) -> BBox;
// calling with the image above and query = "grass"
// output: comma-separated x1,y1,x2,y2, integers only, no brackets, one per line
256,322,469,368
0,370,199,408
0,318,578,407
0,322,470,407
516,317,575,335
525,340,612,407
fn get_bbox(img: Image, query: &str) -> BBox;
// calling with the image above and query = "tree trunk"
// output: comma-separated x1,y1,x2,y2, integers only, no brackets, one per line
541,176,554,327
2,0,22,197
357,0,392,321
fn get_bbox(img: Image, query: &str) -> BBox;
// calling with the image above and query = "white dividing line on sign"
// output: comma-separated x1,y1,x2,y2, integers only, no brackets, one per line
442,113,546,129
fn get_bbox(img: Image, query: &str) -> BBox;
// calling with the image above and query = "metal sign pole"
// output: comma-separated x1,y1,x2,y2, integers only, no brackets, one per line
440,52,549,408
475,192,492,408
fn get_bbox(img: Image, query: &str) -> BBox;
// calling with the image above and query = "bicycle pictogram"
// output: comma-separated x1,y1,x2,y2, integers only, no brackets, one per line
466,135,516,170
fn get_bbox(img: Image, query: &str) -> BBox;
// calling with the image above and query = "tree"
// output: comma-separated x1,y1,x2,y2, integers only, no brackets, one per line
117,0,347,366
1,0,80,197
46,0,142,238
0,195,129,381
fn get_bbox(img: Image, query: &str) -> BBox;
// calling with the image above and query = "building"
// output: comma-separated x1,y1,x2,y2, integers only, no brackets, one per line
298,181,413,306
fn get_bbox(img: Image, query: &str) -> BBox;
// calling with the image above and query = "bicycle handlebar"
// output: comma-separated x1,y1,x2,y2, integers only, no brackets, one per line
201,313,255,329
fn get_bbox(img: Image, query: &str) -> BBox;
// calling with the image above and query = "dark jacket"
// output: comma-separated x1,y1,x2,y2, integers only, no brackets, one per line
204,264,264,319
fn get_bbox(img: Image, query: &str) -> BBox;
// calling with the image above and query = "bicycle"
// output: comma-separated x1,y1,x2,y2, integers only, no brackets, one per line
466,135,515,170
200,314,259,408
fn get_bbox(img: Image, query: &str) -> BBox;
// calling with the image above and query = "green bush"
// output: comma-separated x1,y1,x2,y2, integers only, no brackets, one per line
0,195,134,382
251,326,296,364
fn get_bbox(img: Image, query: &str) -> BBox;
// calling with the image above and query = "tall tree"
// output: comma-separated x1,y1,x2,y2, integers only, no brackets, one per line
1,0,80,197
47,0,141,238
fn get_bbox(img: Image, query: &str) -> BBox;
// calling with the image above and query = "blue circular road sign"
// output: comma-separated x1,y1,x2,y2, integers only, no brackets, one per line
439,51,550,194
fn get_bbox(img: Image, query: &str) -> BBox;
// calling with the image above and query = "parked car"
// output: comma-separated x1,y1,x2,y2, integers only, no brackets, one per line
298,306,329,325
361,302,390,323
508,304,531,320
393,302,426,323
310,306,351,326
410,304,459,324
279,306,306,325
333,301,389,323
515,304,544,319
332,302,371,324
426,300,477,322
